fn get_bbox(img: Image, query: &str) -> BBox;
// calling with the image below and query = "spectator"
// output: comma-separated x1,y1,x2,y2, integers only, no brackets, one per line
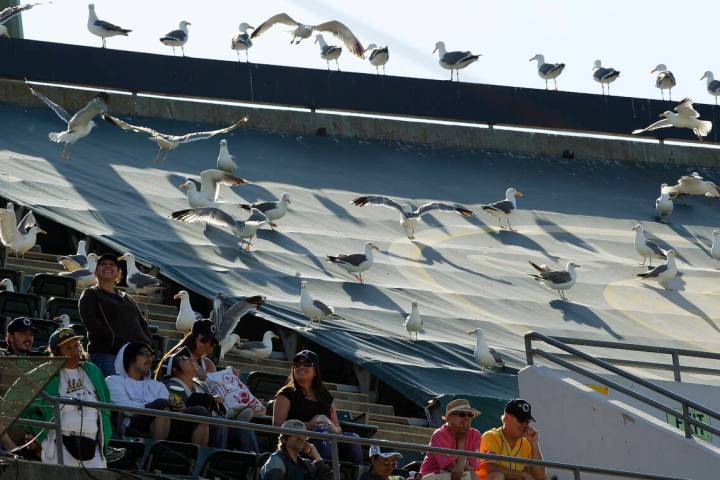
79,253,152,377
360,445,404,480
420,399,482,480
273,350,363,465
156,319,218,381
476,399,544,480
260,419,332,480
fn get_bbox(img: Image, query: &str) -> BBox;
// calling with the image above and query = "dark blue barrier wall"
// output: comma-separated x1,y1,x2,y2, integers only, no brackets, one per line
2,38,719,143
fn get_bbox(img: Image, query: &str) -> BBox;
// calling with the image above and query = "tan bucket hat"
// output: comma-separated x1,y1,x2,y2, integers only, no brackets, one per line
444,398,481,418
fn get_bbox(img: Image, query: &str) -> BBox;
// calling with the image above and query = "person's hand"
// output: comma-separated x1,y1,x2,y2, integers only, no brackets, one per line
231,367,239,377
170,400,186,411
523,426,539,444
306,416,323,430
303,442,322,461
214,395,224,405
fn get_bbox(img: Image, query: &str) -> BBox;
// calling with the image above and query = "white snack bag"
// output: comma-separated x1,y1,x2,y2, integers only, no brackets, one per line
205,367,266,419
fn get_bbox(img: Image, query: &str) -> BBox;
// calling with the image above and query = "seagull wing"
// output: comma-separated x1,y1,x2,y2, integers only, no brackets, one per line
482,200,514,214
327,253,366,267
128,271,160,288
416,202,473,217
17,210,37,234
0,2,40,25
675,98,700,119
162,29,187,41
102,114,163,137
351,195,405,214
171,207,236,228
68,96,108,130
644,239,667,257
170,118,248,144
29,88,71,123
539,270,571,283
0,209,19,245
312,299,334,316
443,51,477,65
632,118,672,134
678,174,703,186
637,263,667,278
314,20,364,58
251,12,300,38
199,169,247,201
528,261,551,273
216,297,264,344
94,19,127,32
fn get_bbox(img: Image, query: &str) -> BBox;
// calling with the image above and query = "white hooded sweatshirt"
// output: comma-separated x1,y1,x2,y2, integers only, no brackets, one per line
105,342,170,412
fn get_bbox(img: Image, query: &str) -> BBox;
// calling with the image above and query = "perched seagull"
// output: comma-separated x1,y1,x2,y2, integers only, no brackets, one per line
54,314,71,328
58,253,99,289
326,242,380,283
404,302,423,341
173,290,202,333
103,114,247,162
433,41,480,82
480,187,524,231
632,224,667,266
592,60,620,95
637,249,678,288
210,294,266,360
661,172,719,198
655,184,674,221
30,88,108,161
171,207,268,251
238,193,291,229
232,331,279,360
350,196,473,239
711,230,720,266
315,34,342,70
299,281,344,328
632,98,712,142
231,22,254,62
0,207,45,258
529,54,565,90
0,278,15,292
250,13,364,58
365,44,389,75
700,71,720,105
468,328,503,371
87,4,130,48
179,169,247,208
58,240,88,272
651,64,676,101
528,261,580,301
160,20,190,56
216,139,237,174
118,252,163,295
0,2,45,38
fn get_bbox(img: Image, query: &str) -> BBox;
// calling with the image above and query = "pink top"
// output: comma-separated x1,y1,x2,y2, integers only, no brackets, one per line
419,424,483,475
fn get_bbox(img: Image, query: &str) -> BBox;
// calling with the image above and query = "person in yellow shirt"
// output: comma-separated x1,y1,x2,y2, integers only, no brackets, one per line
476,400,545,480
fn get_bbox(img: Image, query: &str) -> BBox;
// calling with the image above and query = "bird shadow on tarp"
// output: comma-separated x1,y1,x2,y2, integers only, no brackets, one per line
234,182,280,204
642,280,720,334
535,216,597,253
420,214,449,236
462,214,488,228
549,299,623,340
411,241,513,285
487,229,558,262
341,282,404,313
667,223,711,261
256,228,333,276
313,193,363,225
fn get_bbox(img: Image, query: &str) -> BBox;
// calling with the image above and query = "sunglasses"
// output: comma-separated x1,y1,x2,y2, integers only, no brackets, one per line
293,361,314,368
451,412,474,418
200,337,218,346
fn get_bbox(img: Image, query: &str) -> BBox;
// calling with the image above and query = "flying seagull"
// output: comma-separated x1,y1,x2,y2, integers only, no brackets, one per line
0,2,46,38
118,252,163,296
58,253,99,289
209,294,266,360
173,290,202,333
160,20,190,56
299,281,344,329
365,44,389,75
632,98,712,142
103,114,248,162
326,241,380,283
404,302,423,341
351,196,473,239
238,192,291,229
651,64,676,101
171,207,268,251
632,224,667,267
315,34,342,71
433,41,480,82
468,328,504,371
529,54,565,90
179,169,247,208
250,13,364,58
87,3,130,48
231,22,254,62
661,172,719,198
0,205,45,258
700,71,720,105
30,87,108,161
480,187,524,231
232,331,278,360
655,184,673,222
58,240,88,272
637,249,678,288
528,261,580,301
592,59,620,95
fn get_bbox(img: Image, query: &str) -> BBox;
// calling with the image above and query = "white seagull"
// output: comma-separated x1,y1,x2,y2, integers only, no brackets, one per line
637,249,678,288
480,187,524,231
58,240,88,272
231,22,254,62
655,184,674,221
0,2,45,38
299,281,344,328
651,64,676,101
29,88,108,161
315,34,342,71
58,253,99,289
210,294,266,360
632,98,712,142
87,4,131,48
216,139,238,174
632,224,667,266
326,242,380,283
433,41,480,82
173,290,202,333
700,71,720,105
404,302,423,340
54,314,71,328
529,54,565,90
528,261,580,301
468,328,504,371
232,331,279,360
661,172,719,198
238,193,291,229
592,60,620,95
171,207,268,251
711,230,720,266
160,20,190,56
365,44,389,75
179,169,247,208
0,206,45,258
118,252,163,296
250,13,364,58
0,278,15,292
350,196,473,239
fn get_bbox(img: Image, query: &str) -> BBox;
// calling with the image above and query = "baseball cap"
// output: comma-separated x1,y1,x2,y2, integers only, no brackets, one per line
369,445,403,460
505,399,534,422
48,327,83,350
161,346,193,377
293,350,319,366
192,319,218,343
95,253,120,267
281,419,307,433
7,317,37,334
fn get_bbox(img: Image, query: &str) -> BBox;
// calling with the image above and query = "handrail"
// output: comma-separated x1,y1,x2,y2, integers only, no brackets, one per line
524,331,720,439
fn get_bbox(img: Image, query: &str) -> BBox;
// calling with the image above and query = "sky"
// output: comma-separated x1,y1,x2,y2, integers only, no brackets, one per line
19,0,720,104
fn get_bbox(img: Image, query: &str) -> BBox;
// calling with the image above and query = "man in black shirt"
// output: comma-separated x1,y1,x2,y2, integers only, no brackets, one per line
260,419,332,480
360,445,404,480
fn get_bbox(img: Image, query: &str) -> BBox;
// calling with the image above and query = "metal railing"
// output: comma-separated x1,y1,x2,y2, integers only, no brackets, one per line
13,394,690,480
525,331,720,440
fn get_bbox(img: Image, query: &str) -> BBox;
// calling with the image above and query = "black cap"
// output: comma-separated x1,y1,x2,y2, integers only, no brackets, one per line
505,399,534,422
7,317,37,334
161,346,193,377
191,319,218,342
48,327,83,350
293,350,319,366
95,253,120,267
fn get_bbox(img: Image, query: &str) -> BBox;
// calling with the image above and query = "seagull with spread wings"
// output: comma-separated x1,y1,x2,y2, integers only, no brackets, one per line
250,13,364,58
0,205,45,258
171,207,268,251
102,114,248,162
528,261,580,301
633,98,712,141
661,172,719,198
209,293,266,360
179,169,247,208
0,2,46,38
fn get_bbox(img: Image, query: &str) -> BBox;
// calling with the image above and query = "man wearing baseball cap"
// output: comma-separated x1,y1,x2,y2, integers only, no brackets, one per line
361,445,404,480
260,419,332,480
476,399,544,480
2,317,42,356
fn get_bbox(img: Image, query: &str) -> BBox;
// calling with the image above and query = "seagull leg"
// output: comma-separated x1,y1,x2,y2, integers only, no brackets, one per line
102,38,106,49
457,70,460,82
383,65,386,76
376,66,379,75
357,273,363,283
269,222,277,230
246,51,250,63
669,89,672,101
554,79,558,90
336,59,340,71
326,60,330,71
60,143,71,162
181,46,185,57
545,79,548,90
303,318,314,329
152,148,162,163
290,36,295,44
237,51,240,62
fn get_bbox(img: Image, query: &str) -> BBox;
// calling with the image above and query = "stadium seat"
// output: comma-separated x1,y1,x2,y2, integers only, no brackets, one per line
0,291,40,321
109,438,147,471
325,460,360,480
245,371,286,401
144,440,199,476
30,318,60,346
29,274,76,300
44,297,80,323
198,449,257,480
0,268,22,291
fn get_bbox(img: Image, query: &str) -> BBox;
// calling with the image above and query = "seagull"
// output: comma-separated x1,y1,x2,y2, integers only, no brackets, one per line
592,60,620,95
480,187,524,231
232,331,279,360
87,4,130,48
528,261,580,301
404,302,423,340
711,230,720,266
467,328,504,371
171,207,268,251
210,294,265,360
632,98,712,142
103,114,247,162
173,290,202,333
238,193,291,229
0,2,45,38
326,242,380,283
632,224,667,266
118,252,163,296
179,169,248,208
216,139,238,174
250,13,364,58
0,278,15,292
700,71,720,105
315,34,342,71
54,314,71,328
529,54,565,90
433,41,480,82
58,240,88,272
651,64,676,101
300,281,344,328
231,22,254,62
637,249,678,288
661,172,719,198
57,253,99,288
160,20,190,56
0,206,45,258
365,44,389,75
350,196,473,239
655,184,674,222
29,88,108,161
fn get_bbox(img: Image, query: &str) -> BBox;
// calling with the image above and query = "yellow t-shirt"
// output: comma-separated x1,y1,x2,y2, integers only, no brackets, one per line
476,427,532,475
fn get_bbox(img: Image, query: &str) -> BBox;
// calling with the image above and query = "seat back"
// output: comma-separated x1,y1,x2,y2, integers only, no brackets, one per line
144,440,199,476
199,449,257,480
29,274,76,300
109,438,147,472
45,297,80,323
0,291,40,322
245,371,286,402
31,318,60,347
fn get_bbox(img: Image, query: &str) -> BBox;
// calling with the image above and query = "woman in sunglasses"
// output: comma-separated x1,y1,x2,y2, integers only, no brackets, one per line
419,399,482,480
273,350,363,464
156,319,219,382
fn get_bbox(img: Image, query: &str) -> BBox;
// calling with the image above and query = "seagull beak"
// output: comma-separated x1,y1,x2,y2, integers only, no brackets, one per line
467,331,476,335
179,181,189,189
173,293,181,300
528,57,534,62
650,68,656,73
248,25,255,30
38,229,47,235
515,191,524,198
117,254,127,261
432,47,437,54
373,245,380,252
